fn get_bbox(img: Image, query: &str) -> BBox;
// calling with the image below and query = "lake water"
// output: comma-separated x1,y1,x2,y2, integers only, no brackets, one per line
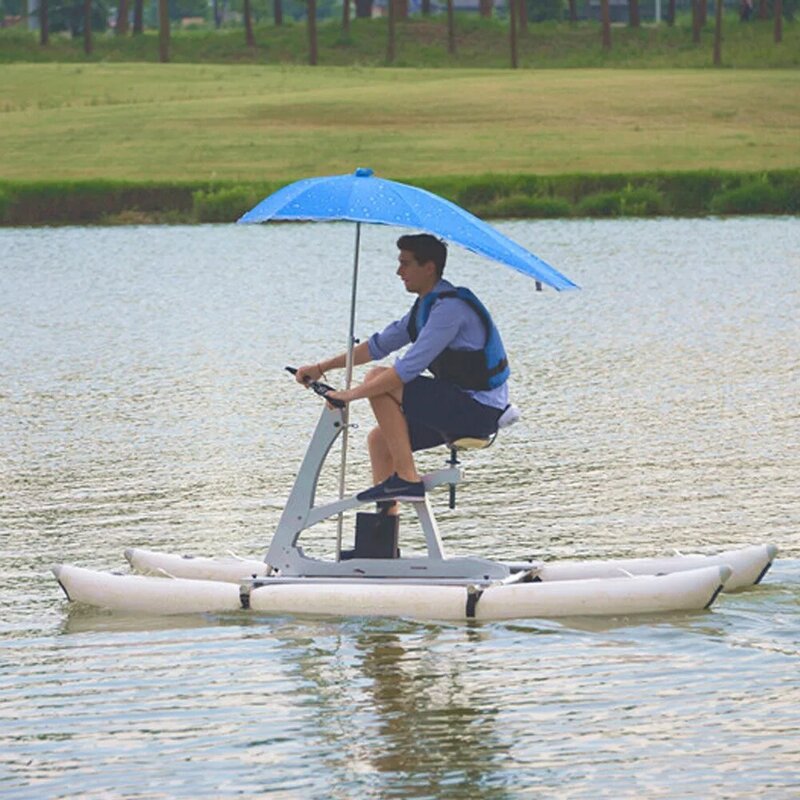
1,218,799,798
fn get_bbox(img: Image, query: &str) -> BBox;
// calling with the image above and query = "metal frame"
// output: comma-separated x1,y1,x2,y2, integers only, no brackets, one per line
263,405,512,581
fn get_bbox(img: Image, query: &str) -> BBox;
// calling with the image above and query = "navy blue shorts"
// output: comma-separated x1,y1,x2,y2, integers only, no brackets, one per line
401,376,503,452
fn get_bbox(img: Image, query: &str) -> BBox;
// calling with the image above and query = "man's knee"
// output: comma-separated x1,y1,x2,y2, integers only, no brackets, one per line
364,367,404,407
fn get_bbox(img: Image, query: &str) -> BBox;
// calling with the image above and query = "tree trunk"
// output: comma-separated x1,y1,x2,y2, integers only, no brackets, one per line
757,0,768,19
601,0,611,50
396,0,408,20
83,0,92,54
568,0,577,23
421,0,431,15
40,0,49,44
692,0,701,43
342,0,350,33
667,0,676,25
629,0,640,27
518,0,527,32
158,0,169,62
509,0,518,67
117,0,129,34
774,0,782,42
699,0,707,26
308,0,318,64
713,0,723,65
213,0,220,28
355,0,372,17
274,0,283,25
133,0,143,34
447,0,455,54
479,0,492,18
387,0,396,62
243,0,255,45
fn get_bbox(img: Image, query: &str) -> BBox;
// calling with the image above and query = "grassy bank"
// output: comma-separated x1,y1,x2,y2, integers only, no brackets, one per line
2,170,798,225
1,15,798,70
2,65,799,183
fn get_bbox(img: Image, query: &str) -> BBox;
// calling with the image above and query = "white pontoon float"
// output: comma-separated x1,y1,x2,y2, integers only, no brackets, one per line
52,384,777,620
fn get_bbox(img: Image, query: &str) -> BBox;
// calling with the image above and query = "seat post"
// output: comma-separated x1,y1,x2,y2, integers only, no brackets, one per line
447,446,460,509
443,435,496,511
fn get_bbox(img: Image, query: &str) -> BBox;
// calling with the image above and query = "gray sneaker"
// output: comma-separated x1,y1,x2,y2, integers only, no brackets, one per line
357,473,425,503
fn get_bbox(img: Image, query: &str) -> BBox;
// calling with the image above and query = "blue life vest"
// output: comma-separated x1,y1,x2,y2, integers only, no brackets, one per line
407,287,510,391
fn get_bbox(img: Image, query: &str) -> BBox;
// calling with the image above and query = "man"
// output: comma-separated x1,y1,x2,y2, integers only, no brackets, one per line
295,233,510,505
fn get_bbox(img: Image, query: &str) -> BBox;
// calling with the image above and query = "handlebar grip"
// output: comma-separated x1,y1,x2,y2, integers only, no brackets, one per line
285,366,345,409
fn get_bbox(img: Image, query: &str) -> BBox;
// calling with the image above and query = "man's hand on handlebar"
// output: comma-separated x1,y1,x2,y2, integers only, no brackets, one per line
286,366,346,409
294,364,324,386
322,389,350,410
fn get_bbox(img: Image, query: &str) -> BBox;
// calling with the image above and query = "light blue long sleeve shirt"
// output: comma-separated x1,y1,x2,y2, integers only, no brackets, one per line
367,279,509,410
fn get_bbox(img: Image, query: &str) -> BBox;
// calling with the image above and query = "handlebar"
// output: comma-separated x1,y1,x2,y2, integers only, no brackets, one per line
285,366,345,409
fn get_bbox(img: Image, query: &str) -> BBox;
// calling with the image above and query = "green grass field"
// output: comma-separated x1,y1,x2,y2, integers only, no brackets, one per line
1,63,798,183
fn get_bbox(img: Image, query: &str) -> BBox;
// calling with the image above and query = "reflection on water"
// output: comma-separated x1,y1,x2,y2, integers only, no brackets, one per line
1,219,799,797
270,620,511,796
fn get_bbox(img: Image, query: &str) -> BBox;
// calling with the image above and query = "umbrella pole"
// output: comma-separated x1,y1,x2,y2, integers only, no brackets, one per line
336,222,362,560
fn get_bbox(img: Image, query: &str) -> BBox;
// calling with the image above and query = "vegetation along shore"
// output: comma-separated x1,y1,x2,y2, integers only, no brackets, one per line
1,10,797,224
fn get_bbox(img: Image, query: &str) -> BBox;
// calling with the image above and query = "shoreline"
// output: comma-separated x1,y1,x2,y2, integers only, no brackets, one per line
2,170,798,226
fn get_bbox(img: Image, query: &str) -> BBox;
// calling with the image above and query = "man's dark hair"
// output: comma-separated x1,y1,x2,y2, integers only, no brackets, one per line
397,234,447,277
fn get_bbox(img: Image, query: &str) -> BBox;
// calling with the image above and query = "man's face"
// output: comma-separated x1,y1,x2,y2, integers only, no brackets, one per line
396,250,435,294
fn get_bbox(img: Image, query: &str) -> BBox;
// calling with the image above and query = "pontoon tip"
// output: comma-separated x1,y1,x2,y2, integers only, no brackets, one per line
767,544,779,559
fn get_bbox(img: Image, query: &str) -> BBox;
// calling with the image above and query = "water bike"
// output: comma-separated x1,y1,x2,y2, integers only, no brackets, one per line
52,371,777,621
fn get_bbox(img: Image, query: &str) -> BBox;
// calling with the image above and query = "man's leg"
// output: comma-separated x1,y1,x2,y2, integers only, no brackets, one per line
367,427,393,484
363,367,419,483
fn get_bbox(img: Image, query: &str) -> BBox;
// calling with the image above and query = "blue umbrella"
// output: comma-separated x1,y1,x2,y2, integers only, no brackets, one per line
238,167,578,292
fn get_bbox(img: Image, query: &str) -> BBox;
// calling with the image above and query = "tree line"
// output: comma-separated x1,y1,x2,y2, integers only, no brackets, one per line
25,0,792,67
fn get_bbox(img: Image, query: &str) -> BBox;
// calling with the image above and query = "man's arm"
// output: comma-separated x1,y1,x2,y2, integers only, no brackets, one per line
391,298,462,384
295,340,372,385
296,307,413,387
327,299,463,406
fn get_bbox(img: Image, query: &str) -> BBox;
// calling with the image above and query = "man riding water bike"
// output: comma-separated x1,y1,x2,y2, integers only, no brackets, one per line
295,233,510,507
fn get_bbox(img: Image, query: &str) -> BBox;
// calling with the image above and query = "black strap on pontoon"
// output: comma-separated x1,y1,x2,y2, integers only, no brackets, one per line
703,582,726,610
465,586,484,619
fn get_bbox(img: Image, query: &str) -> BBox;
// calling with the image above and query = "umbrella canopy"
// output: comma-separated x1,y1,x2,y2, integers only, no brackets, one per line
238,168,578,292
